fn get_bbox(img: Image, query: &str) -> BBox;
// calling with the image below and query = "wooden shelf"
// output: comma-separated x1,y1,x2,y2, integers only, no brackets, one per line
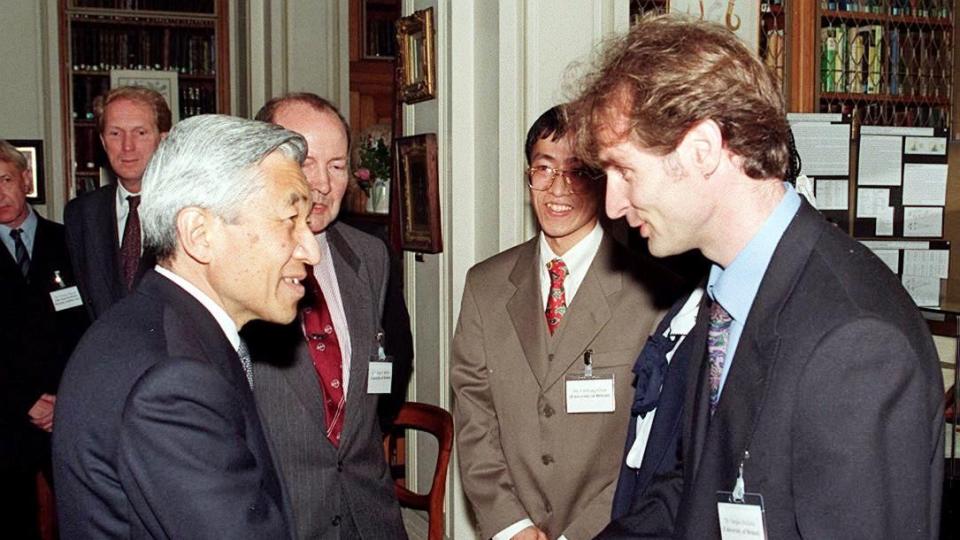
68,9,217,25
820,92,951,105
821,10,953,28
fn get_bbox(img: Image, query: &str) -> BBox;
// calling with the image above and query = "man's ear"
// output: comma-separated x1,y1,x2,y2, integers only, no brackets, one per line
20,169,33,195
175,207,216,264
677,119,723,180
160,131,169,141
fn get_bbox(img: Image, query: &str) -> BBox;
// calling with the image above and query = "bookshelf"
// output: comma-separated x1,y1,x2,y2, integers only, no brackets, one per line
818,3,954,129
57,0,229,197
628,1,788,89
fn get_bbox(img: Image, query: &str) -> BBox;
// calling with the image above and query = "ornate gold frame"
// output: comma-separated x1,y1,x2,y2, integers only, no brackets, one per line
395,7,436,104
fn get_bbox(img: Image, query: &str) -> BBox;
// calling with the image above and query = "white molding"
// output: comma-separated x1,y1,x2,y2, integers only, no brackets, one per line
498,1,528,251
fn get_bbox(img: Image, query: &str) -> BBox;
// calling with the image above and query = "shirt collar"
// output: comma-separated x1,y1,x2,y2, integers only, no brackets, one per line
154,265,240,350
538,220,603,271
707,182,801,322
0,204,37,236
116,180,139,205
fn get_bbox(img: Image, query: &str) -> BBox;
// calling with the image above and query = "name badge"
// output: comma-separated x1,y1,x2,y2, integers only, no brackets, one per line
716,493,767,540
50,286,83,312
367,361,393,394
565,374,615,413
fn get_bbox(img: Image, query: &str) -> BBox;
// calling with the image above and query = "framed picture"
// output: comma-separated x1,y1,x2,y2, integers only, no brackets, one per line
110,69,180,122
669,0,760,53
8,139,45,204
394,133,442,253
395,7,436,104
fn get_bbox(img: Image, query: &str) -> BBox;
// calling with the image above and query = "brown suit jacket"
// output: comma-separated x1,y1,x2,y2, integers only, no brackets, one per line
451,233,680,540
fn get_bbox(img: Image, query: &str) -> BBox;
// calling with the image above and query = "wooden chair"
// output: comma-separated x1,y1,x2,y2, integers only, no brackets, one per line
384,402,453,540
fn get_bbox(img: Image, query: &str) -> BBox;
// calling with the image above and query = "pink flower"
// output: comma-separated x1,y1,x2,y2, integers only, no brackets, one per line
354,167,371,181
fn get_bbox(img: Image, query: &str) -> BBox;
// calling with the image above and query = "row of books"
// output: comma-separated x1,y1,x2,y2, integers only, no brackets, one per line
819,25,951,97
822,0,952,17
71,26,216,75
72,0,215,14
762,29,785,82
365,18,396,58
820,100,949,128
71,76,215,122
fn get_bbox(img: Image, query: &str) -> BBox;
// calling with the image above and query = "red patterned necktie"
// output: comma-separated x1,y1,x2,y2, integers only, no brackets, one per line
119,195,141,291
545,258,569,335
301,271,345,446
707,299,733,415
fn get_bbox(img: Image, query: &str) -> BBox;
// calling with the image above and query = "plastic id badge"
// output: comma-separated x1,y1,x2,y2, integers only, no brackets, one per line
367,331,393,394
564,350,615,413
716,492,767,540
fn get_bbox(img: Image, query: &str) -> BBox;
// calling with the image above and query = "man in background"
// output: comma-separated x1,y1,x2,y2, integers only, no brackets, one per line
53,115,319,538
244,93,408,539
451,105,682,540
65,86,170,319
569,15,943,538
1,139,87,539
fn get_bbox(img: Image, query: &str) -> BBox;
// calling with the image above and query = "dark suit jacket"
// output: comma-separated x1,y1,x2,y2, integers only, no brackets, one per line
1,214,88,539
64,184,153,320
642,201,943,539
53,271,292,539
244,222,406,540
597,293,707,539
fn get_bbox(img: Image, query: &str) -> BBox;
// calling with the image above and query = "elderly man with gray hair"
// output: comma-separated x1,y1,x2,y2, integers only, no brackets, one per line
53,114,320,539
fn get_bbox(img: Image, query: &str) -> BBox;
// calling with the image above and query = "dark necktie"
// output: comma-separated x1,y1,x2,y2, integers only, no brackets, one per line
545,258,569,334
10,228,29,278
119,195,141,291
707,300,733,415
237,339,253,389
301,271,345,447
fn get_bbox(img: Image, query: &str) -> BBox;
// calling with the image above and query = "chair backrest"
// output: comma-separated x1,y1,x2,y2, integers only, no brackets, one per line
384,401,454,540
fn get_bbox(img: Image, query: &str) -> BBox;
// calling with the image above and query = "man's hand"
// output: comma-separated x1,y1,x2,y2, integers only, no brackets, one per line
27,393,56,432
511,525,548,540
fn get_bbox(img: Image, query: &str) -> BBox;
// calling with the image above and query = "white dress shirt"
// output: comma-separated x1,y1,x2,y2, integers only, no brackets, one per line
154,265,240,351
625,288,704,468
313,232,353,394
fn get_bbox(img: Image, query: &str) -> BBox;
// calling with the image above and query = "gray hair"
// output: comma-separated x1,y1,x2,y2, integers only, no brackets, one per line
140,114,307,261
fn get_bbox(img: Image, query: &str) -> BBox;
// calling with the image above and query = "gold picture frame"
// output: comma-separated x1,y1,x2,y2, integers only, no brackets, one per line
395,7,436,104
395,134,442,253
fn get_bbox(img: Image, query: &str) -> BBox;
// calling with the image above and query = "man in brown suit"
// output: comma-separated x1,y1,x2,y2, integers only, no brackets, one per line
451,106,681,540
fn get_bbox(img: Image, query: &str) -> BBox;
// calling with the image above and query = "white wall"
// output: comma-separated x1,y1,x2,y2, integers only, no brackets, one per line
1,1,65,220
401,1,629,537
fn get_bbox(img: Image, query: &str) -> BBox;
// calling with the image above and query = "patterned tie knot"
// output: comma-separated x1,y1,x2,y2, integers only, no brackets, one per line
547,258,568,282
127,195,140,210
10,228,23,241
709,300,733,328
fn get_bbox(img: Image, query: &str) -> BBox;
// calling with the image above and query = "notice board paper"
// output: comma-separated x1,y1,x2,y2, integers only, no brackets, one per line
814,179,849,210
903,207,943,238
857,135,903,186
871,249,900,274
791,122,851,176
902,163,947,206
902,249,949,279
902,275,941,307
904,136,947,156
856,188,889,217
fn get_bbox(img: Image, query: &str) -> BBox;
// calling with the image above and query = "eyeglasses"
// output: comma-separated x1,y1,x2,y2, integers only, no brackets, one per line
525,165,600,193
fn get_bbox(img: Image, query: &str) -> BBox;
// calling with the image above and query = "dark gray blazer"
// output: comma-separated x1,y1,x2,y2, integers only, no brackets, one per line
64,184,153,320
637,201,944,539
244,221,407,540
53,271,292,539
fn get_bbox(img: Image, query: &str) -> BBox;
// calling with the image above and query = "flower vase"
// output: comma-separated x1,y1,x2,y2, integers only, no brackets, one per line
364,190,376,213
371,179,390,214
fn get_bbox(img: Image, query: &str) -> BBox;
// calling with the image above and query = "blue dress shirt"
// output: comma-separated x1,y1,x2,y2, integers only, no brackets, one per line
0,205,38,261
706,182,801,398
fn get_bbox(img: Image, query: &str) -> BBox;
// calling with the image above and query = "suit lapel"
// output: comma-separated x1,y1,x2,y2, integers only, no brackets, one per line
280,343,331,436
542,236,617,391
327,225,373,450
506,239,550,388
693,201,824,479
94,185,124,299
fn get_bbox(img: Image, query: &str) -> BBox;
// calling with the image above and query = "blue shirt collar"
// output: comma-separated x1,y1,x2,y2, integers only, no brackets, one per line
707,182,801,323
0,205,38,256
